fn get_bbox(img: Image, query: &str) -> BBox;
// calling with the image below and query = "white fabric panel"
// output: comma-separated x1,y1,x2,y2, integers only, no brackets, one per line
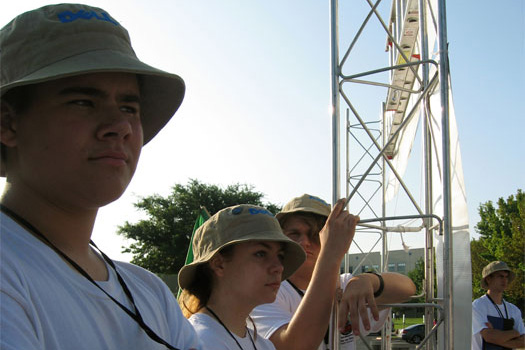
383,0,473,347
429,75,472,350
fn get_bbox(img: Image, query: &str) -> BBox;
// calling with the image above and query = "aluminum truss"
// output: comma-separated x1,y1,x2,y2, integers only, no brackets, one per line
329,0,470,348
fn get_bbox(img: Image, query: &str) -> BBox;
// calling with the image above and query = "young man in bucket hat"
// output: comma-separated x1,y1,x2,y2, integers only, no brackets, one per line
0,4,200,350
472,261,524,350
251,194,416,350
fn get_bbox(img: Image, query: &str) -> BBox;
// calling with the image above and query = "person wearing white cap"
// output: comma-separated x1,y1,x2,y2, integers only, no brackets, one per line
471,261,524,350
251,194,416,350
0,4,199,350
177,204,306,350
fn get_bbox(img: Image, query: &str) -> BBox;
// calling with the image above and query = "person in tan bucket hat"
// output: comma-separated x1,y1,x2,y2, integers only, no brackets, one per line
177,204,306,350
0,4,199,350
251,194,416,350
472,261,524,350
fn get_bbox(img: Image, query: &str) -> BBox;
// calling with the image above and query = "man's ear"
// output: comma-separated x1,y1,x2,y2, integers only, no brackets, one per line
0,102,18,147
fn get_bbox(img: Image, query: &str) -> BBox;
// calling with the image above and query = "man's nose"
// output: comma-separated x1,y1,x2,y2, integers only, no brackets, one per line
97,109,134,141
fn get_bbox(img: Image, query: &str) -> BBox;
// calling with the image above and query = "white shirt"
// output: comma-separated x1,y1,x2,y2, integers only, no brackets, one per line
0,212,201,350
251,273,389,350
472,294,525,350
189,313,276,350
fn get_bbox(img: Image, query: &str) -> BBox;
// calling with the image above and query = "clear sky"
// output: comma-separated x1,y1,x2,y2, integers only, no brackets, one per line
1,0,523,262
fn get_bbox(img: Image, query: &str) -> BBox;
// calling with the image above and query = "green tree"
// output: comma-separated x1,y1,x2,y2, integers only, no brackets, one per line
408,257,425,303
407,257,437,303
471,189,524,313
117,179,281,274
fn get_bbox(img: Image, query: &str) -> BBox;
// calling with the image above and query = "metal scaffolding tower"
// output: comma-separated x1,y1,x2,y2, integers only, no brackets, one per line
330,0,472,348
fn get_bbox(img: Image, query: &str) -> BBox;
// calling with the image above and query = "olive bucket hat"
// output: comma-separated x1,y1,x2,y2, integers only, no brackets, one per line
481,261,515,289
275,194,332,222
0,3,186,176
178,204,306,290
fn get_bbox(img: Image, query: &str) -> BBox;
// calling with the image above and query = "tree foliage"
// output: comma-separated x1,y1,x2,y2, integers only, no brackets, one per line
117,179,281,274
407,257,425,303
471,189,524,312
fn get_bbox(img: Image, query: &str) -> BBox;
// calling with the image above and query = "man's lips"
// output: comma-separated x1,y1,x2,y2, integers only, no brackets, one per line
89,150,128,165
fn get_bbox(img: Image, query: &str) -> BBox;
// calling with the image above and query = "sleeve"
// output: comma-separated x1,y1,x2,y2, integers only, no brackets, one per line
251,290,295,339
511,304,525,335
0,283,41,350
152,276,202,350
472,299,489,336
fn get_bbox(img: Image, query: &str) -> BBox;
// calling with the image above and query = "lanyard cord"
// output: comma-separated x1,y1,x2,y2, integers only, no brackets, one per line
286,280,331,346
0,205,179,350
486,294,509,319
205,306,257,350
287,279,305,297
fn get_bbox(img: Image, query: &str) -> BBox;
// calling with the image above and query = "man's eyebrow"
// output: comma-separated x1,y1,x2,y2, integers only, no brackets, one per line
59,87,140,103
59,86,107,98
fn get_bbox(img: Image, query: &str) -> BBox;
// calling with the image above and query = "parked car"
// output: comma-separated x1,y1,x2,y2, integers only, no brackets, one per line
400,323,425,344
368,321,395,337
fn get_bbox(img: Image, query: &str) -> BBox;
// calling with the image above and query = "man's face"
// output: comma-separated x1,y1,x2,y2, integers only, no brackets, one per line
282,215,321,275
486,271,510,293
1,72,143,210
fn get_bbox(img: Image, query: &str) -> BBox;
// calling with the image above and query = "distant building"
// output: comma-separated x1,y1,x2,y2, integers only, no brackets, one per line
343,247,424,275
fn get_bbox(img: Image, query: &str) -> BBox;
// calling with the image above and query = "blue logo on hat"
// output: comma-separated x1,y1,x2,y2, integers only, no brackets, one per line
232,207,243,215
309,195,329,206
58,10,119,26
248,208,273,216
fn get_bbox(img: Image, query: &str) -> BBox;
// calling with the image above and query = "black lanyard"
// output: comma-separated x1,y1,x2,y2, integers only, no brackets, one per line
486,294,509,319
0,205,179,350
205,306,257,350
286,280,330,347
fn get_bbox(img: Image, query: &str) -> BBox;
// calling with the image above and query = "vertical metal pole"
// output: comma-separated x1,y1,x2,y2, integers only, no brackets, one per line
330,0,341,349
381,104,391,350
436,0,453,348
419,0,436,349
331,0,341,205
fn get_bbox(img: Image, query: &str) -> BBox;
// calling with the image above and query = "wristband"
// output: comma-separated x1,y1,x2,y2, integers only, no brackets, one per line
365,271,384,298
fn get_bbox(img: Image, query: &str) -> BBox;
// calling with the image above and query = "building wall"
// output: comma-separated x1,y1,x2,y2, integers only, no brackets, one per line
344,248,424,275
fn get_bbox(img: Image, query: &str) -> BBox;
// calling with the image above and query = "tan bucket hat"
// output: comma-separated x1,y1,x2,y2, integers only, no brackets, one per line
275,194,331,221
178,204,306,290
481,261,515,289
0,3,185,176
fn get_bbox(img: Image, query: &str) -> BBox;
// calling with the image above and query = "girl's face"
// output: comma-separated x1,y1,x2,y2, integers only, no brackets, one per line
219,241,285,307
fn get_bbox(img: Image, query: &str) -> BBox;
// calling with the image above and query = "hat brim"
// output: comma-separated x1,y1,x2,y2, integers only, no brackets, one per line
276,207,330,221
1,48,185,144
481,269,516,289
0,49,185,177
178,235,306,290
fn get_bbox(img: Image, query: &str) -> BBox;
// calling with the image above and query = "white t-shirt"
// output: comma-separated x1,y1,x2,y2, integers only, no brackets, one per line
189,313,276,350
0,212,201,350
251,273,389,350
471,294,525,350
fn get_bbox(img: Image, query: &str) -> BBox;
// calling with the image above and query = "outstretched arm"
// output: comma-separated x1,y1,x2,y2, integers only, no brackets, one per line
338,272,416,335
269,199,359,350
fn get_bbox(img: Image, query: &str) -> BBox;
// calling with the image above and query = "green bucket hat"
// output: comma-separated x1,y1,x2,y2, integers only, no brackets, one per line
0,3,185,176
178,204,306,290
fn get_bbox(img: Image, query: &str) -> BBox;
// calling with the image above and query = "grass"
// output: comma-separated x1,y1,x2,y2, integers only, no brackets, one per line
393,317,424,331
